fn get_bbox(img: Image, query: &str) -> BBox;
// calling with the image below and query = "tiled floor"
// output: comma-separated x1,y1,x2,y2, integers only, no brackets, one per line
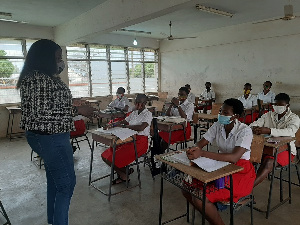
0,132,300,225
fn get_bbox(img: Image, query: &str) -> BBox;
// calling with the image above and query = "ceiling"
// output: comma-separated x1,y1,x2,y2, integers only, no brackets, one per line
1,0,300,41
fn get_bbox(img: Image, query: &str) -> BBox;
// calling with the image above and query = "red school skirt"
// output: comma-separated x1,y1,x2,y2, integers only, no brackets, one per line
263,144,295,167
101,135,148,168
184,159,256,203
159,122,191,145
238,112,259,125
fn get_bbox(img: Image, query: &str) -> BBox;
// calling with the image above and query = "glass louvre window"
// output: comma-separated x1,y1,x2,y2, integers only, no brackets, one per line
91,61,110,96
144,49,158,92
0,39,24,104
128,49,143,93
67,45,89,97
111,62,127,94
110,46,125,61
90,45,106,60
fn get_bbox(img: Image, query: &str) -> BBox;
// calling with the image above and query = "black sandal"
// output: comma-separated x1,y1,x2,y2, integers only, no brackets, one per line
112,177,130,185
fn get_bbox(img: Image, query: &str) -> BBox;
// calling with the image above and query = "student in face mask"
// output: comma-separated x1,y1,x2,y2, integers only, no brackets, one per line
108,87,130,112
199,82,215,113
159,87,194,151
257,81,275,104
183,98,255,225
250,93,300,187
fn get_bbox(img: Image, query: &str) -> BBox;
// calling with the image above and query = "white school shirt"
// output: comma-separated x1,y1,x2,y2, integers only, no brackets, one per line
187,92,196,104
238,94,257,109
257,91,275,104
249,108,300,155
125,108,152,136
203,119,253,160
170,99,194,122
200,90,215,100
108,96,130,110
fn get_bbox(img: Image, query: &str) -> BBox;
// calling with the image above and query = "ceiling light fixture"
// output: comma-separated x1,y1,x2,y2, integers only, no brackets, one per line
119,28,151,35
133,38,138,46
195,4,233,17
0,18,27,23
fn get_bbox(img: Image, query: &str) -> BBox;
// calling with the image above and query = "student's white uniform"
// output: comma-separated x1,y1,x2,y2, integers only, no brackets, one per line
238,94,257,109
203,119,253,159
170,99,194,121
250,108,300,155
108,96,130,110
200,90,215,100
257,91,275,104
125,108,152,136
187,92,196,104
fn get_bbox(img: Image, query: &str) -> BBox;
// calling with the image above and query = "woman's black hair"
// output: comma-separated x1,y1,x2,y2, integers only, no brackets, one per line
179,86,189,95
265,81,272,87
117,87,126,94
275,93,290,104
244,83,251,87
223,98,244,116
16,39,61,89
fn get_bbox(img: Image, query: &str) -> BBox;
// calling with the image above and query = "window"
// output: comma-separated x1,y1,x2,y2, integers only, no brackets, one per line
0,39,25,104
67,44,159,97
67,45,90,97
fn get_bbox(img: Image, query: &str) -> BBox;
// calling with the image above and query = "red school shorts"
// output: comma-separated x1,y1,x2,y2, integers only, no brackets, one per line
159,122,191,145
101,135,148,168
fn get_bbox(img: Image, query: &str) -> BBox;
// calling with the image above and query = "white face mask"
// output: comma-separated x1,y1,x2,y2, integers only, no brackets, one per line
117,93,122,98
57,60,65,74
273,105,286,114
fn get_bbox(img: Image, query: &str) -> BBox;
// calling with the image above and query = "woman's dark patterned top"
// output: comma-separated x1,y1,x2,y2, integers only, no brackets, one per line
20,71,74,134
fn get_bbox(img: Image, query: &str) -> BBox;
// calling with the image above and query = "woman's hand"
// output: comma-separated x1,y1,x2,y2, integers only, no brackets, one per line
186,146,202,160
252,126,271,135
171,97,179,107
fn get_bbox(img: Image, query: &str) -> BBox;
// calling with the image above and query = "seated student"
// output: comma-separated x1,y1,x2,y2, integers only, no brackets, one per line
257,81,275,112
238,83,258,124
249,93,300,187
159,87,194,150
199,82,215,113
108,87,130,112
101,94,152,184
183,98,256,225
185,84,196,104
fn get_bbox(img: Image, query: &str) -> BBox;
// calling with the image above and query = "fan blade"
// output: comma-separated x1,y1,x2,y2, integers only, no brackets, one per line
172,37,197,40
252,18,281,24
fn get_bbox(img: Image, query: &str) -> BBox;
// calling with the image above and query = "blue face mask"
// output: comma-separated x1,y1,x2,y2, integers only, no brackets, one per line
218,114,233,125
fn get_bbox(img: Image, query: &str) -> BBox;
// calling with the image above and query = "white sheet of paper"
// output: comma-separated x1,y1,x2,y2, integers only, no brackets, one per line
191,157,230,172
95,127,137,141
166,151,191,166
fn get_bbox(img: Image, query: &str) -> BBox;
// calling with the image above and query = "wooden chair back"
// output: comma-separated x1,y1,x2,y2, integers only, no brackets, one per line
195,97,199,106
158,92,168,99
250,135,265,164
211,103,222,115
151,100,164,112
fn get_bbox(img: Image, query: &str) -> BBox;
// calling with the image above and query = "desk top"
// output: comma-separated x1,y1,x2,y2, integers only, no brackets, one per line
156,152,243,183
195,113,218,120
86,99,101,103
6,106,21,113
89,129,135,146
264,136,296,148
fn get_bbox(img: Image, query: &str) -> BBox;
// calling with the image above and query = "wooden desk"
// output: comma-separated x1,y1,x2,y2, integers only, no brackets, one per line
156,152,243,225
193,113,218,143
88,129,140,201
157,119,187,152
6,106,23,140
95,110,126,127
254,136,296,218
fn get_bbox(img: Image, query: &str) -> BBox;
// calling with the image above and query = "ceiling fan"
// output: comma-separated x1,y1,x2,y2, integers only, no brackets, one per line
164,21,197,40
253,4,299,24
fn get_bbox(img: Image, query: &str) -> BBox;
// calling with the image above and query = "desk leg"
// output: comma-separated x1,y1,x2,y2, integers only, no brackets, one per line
288,145,291,204
202,183,206,225
109,143,117,202
6,113,11,138
183,124,187,148
167,127,172,153
194,124,198,144
266,147,278,219
133,137,141,188
10,114,15,141
230,174,234,225
88,140,95,185
159,165,164,225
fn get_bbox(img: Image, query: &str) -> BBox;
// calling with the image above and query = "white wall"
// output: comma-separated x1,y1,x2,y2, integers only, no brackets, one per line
160,19,300,114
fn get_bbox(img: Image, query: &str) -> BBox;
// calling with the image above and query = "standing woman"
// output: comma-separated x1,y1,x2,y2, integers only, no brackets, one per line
16,39,76,225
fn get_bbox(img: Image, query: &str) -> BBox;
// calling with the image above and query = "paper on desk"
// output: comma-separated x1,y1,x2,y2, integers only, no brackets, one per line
95,127,137,141
191,157,230,172
163,151,191,166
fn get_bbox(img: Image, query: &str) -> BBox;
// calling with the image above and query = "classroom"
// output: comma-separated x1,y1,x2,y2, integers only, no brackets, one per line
0,1,300,225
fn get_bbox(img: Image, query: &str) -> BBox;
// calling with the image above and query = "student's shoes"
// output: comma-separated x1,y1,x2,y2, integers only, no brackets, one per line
112,177,130,185
128,168,134,175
